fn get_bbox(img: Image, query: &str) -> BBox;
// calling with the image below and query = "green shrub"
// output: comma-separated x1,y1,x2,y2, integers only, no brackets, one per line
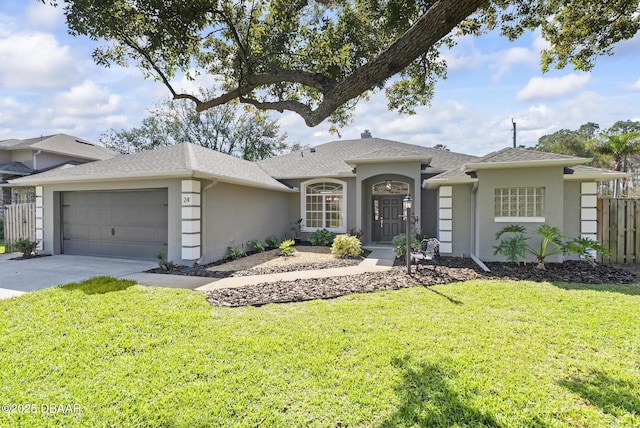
279,239,296,257
265,235,281,250
0,219,4,240
331,234,362,258
224,244,245,260
392,234,419,258
156,251,176,271
309,228,335,246
247,239,267,253
13,238,38,258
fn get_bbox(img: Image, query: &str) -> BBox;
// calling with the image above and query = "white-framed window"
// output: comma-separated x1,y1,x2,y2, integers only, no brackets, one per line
301,179,346,233
494,187,545,222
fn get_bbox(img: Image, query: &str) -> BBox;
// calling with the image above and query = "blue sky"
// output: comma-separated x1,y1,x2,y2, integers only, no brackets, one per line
1,1,639,156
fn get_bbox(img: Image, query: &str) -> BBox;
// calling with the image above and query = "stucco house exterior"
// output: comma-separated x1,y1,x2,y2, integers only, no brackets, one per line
11,133,625,265
0,134,115,219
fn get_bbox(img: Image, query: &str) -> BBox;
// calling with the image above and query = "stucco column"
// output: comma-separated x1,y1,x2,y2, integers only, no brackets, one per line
181,180,201,260
580,182,598,259
438,186,453,254
35,186,44,252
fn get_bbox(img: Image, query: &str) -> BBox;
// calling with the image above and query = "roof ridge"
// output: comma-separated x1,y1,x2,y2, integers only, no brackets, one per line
183,142,195,170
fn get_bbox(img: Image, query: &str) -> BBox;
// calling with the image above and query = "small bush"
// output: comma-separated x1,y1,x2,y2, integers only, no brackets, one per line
279,239,296,257
0,219,4,240
247,239,267,253
392,234,419,258
156,251,176,271
224,244,245,260
348,227,365,240
265,235,281,250
309,229,335,246
331,235,362,258
13,238,38,258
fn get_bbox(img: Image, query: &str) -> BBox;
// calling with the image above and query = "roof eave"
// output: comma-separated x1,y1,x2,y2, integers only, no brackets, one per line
10,169,297,192
422,177,478,189
563,171,631,182
465,158,592,171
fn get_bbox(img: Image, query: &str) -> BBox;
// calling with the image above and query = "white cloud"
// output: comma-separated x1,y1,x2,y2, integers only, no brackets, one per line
441,37,483,72
54,80,121,117
0,32,81,89
630,77,640,90
491,47,538,81
516,74,591,101
25,2,64,30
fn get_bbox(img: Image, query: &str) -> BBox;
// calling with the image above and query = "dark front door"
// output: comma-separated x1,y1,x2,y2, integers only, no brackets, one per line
372,196,405,242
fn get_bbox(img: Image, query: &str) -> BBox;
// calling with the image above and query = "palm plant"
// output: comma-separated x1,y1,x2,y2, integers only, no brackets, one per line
592,131,640,197
494,224,608,270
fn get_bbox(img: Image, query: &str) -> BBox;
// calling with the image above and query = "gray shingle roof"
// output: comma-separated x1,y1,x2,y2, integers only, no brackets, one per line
258,138,477,178
10,143,293,191
467,147,589,165
0,134,115,161
0,162,33,175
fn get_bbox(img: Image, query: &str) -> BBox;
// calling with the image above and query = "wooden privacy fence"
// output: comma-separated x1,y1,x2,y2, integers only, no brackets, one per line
3,203,36,253
597,198,640,264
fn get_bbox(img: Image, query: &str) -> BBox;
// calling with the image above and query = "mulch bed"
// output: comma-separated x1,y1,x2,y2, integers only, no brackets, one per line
147,247,370,278
206,257,638,307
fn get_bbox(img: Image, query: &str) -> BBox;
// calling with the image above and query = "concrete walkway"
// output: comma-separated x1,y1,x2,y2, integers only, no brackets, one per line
196,246,395,291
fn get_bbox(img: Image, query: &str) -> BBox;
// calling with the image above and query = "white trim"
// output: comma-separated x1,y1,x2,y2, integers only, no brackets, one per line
581,182,597,194
439,186,452,197
581,221,597,234
181,193,201,206
495,216,546,223
182,247,201,260
300,178,347,233
580,208,597,221
182,220,201,234
182,233,201,247
439,220,452,231
181,179,201,193
439,242,453,254
439,231,452,242
439,208,452,220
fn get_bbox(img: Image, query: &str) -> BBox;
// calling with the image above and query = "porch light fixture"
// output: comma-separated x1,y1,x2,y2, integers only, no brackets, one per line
403,194,413,211
403,194,413,275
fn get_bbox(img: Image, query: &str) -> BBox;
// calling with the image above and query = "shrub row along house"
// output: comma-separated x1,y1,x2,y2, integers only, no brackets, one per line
11,132,625,265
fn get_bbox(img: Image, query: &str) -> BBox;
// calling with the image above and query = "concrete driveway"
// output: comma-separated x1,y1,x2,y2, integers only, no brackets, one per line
0,253,218,300
0,254,157,299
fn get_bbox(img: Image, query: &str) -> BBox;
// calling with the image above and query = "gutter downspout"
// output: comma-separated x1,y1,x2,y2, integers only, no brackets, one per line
470,181,490,272
33,150,42,171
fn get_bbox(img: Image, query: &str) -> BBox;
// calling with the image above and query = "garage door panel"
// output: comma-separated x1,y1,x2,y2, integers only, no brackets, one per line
62,190,168,259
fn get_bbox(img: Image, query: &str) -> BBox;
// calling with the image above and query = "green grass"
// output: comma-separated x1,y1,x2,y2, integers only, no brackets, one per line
1,277,639,427
0,239,4,253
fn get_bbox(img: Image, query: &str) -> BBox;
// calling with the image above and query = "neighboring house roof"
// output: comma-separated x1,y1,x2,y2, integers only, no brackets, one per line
258,138,477,179
10,143,295,192
0,133,115,161
464,147,591,171
0,162,33,176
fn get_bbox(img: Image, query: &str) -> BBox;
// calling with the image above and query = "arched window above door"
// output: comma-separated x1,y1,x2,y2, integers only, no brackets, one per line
372,180,409,195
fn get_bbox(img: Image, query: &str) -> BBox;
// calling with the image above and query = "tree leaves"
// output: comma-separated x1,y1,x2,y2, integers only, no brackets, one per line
45,0,640,126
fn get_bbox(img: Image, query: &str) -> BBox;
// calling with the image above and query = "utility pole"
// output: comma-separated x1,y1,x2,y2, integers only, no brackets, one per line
512,118,517,148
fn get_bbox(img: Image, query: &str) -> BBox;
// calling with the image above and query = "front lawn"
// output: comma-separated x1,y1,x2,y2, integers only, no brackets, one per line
1,277,639,427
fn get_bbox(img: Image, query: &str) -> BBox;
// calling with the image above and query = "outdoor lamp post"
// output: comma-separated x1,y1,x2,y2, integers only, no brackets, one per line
403,194,413,275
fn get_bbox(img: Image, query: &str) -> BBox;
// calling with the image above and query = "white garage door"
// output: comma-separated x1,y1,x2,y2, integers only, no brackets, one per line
62,190,168,259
